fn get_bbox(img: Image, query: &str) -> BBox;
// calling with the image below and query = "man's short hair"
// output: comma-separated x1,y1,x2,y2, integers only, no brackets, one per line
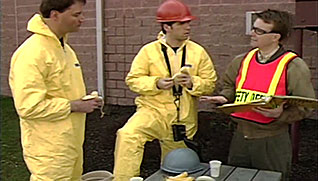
40,0,86,18
255,9,292,41
161,22,175,34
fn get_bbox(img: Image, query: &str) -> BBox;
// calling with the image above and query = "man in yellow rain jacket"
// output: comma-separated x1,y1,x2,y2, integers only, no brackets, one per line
113,0,217,180
9,0,102,180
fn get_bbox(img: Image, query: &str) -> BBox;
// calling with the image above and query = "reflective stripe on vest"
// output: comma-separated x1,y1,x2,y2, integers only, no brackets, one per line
231,48,297,124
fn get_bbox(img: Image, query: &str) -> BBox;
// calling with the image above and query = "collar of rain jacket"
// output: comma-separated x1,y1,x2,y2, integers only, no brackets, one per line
27,14,68,44
157,31,189,49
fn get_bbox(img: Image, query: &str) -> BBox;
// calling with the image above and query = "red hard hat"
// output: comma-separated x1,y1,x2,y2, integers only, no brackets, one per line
156,0,196,22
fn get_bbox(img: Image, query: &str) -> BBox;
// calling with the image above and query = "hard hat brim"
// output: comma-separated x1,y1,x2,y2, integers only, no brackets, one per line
160,162,207,174
157,15,197,23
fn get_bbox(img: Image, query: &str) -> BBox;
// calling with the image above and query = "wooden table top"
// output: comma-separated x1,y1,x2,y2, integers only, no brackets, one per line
145,164,282,181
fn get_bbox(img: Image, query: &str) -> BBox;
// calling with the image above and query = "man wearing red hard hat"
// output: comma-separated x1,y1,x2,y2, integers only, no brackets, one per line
113,0,217,180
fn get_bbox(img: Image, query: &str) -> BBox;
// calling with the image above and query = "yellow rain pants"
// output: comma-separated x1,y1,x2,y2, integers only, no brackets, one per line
113,32,217,181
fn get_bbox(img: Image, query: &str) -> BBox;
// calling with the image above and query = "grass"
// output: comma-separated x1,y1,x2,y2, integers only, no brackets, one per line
0,95,30,180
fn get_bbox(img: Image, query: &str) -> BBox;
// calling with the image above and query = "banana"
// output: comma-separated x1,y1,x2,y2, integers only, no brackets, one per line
82,91,100,100
172,65,192,80
166,172,194,181
180,66,191,74
166,176,194,181
173,172,188,178
81,91,105,118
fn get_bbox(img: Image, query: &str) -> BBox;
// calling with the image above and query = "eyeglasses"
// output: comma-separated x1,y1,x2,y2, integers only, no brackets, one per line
251,26,277,35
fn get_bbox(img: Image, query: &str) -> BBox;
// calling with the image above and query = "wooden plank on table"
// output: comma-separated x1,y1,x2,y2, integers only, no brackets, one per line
253,170,282,181
145,165,281,181
144,170,164,181
203,165,235,181
225,167,258,181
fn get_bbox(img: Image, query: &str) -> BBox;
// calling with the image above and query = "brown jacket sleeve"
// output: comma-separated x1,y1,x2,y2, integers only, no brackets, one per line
276,57,316,124
219,53,245,103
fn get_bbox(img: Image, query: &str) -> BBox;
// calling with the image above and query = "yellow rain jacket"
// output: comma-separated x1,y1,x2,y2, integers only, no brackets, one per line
9,14,86,181
113,32,217,181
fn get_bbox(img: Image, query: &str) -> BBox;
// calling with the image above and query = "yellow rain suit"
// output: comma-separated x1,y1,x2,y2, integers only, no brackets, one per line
9,14,86,181
113,32,217,180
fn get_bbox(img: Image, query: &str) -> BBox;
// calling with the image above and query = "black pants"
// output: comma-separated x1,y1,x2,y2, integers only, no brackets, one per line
228,131,292,181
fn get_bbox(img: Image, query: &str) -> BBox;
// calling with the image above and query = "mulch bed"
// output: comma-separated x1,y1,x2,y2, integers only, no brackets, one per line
83,105,317,180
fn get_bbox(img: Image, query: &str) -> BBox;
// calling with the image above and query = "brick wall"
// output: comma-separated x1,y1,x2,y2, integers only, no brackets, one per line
0,0,98,95
1,0,317,107
302,29,318,97
1,0,19,96
103,0,317,106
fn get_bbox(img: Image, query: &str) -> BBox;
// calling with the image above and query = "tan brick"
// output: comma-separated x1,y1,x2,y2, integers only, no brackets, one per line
15,0,40,6
134,8,156,17
117,63,125,72
115,10,125,18
106,80,117,88
105,63,116,71
126,35,142,45
117,80,128,89
105,1,122,9
116,46,125,54
106,96,118,104
69,35,97,45
108,54,125,63
141,0,160,7
108,88,125,97
125,45,134,53
135,27,152,37
124,0,142,8
124,9,135,18
116,27,125,36
125,64,132,72
118,98,135,106
126,90,138,99
125,18,142,27
1,0,15,8
105,10,116,19
125,55,135,63
124,27,137,36
182,0,199,5
108,36,125,45
108,72,125,80
108,18,124,27
221,0,244,3
105,45,116,54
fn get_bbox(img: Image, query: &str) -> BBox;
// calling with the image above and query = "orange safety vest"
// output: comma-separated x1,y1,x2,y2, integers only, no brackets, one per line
231,48,297,124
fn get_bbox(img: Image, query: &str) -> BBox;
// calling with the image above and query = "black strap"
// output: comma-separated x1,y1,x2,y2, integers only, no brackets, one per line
161,44,187,123
161,44,186,96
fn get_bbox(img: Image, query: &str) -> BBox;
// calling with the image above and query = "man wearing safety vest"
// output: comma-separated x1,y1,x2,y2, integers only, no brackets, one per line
113,0,217,180
200,9,315,180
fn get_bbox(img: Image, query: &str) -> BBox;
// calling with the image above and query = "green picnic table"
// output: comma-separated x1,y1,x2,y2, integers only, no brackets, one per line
145,163,282,181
